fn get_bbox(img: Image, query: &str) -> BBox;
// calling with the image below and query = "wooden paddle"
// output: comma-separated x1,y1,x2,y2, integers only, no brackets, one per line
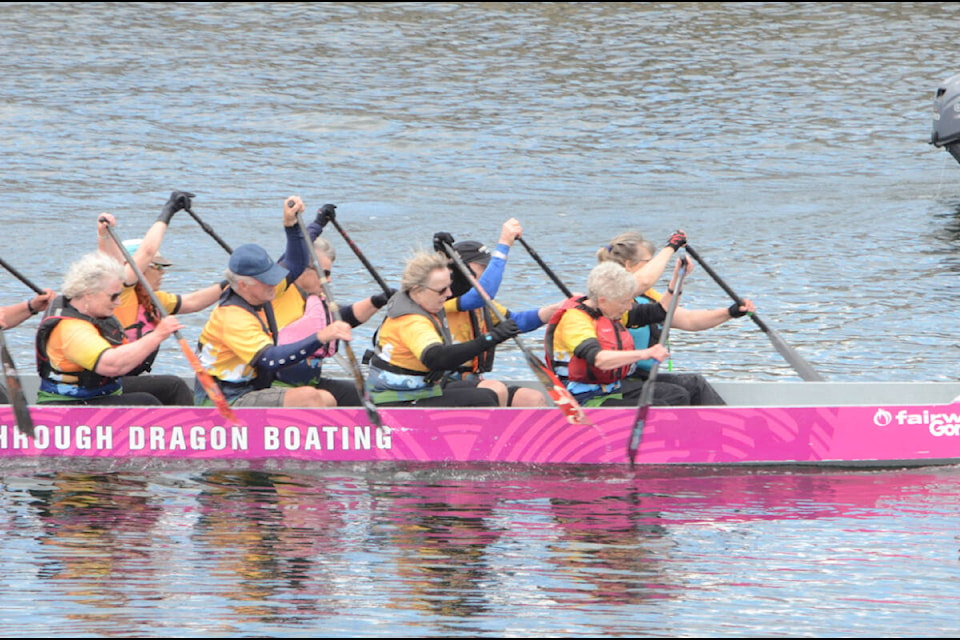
0,328,34,437
628,257,688,466
0,256,45,295
684,245,824,382
294,211,383,429
184,205,234,254
316,204,394,297
100,220,238,423
437,237,590,426
516,237,574,298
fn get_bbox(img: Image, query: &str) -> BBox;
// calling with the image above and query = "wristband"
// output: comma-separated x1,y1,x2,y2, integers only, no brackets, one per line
667,287,676,294
26,300,37,315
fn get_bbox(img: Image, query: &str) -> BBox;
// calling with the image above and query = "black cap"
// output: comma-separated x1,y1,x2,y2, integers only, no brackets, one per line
453,240,491,266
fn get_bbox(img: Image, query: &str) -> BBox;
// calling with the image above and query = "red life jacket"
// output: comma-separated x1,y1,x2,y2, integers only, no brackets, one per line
544,296,634,385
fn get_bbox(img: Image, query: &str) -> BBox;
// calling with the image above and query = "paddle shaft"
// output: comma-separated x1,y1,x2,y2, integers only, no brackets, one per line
684,246,824,382
439,239,588,424
0,328,34,437
294,211,382,428
184,207,234,254
517,237,573,298
326,216,393,297
628,258,688,465
0,256,44,295
101,221,238,422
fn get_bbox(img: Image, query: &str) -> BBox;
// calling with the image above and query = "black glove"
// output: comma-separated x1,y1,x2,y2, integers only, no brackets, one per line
728,302,749,318
433,232,455,254
371,287,397,309
158,190,195,224
665,230,686,251
316,204,337,230
484,318,520,345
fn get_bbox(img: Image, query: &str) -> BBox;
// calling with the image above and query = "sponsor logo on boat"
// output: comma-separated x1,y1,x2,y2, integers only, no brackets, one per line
873,408,960,436
0,423,394,453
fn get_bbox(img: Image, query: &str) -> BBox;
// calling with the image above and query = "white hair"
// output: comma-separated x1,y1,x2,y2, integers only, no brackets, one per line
61,252,125,299
587,261,637,303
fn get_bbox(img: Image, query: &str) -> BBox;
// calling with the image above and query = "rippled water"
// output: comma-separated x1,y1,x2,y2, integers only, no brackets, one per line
1,2,960,636
3,463,960,637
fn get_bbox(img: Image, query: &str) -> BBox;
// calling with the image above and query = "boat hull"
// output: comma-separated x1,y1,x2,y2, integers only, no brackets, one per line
3,397,960,467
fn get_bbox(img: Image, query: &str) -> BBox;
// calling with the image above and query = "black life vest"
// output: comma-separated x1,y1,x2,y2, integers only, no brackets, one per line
36,295,127,396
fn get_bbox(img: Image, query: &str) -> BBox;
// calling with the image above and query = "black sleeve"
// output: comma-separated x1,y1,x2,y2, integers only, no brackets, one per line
420,337,490,371
572,337,602,366
340,302,361,328
624,301,667,328
254,334,323,373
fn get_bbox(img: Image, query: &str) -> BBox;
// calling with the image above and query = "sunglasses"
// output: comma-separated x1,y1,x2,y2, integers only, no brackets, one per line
150,263,168,272
108,290,122,302
423,284,451,295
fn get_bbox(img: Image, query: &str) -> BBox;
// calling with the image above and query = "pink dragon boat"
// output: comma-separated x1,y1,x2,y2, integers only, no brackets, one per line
3,380,960,467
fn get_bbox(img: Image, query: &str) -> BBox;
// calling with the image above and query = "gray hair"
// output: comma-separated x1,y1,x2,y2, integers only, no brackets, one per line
62,252,126,299
313,236,336,262
400,250,449,292
596,230,655,266
587,261,637,303
223,269,257,289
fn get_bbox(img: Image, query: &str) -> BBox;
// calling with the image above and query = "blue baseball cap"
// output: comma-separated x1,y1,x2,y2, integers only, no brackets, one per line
229,244,288,286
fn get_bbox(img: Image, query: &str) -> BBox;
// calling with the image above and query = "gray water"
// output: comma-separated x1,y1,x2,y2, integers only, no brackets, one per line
1,2,959,636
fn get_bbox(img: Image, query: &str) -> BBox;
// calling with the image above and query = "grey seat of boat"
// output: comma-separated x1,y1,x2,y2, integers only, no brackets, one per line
5,375,960,408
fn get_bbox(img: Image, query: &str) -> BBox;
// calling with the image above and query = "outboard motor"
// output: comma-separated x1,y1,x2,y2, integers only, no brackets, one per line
931,73,960,165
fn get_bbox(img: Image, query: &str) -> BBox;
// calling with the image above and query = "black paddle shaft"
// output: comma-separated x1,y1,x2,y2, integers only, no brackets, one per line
517,237,573,298
294,211,383,429
326,215,392,296
184,207,234,254
0,256,44,295
0,329,34,437
627,259,687,465
685,245,824,382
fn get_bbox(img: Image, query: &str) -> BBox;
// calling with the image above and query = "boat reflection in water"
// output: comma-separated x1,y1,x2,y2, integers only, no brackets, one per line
6,462,959,633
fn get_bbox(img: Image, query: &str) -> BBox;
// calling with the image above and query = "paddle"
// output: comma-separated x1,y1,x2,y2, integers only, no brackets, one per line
294,210,383,429
316,204,393,296
0,328,34,438
684,245,824,382
436,237,590,426
516,237,574,298
628,257,688,466
184,205,234,254
0,256,45,295
100,220,238,423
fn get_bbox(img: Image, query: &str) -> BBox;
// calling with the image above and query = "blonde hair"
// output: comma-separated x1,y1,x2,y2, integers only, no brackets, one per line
400,251,449,292
587,261,637,303
596,231,655,266
62,252,125,299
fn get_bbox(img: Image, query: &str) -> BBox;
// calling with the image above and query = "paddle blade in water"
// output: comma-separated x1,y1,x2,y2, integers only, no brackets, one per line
628,404,651,465
0,332,34,437
179,338,237,423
